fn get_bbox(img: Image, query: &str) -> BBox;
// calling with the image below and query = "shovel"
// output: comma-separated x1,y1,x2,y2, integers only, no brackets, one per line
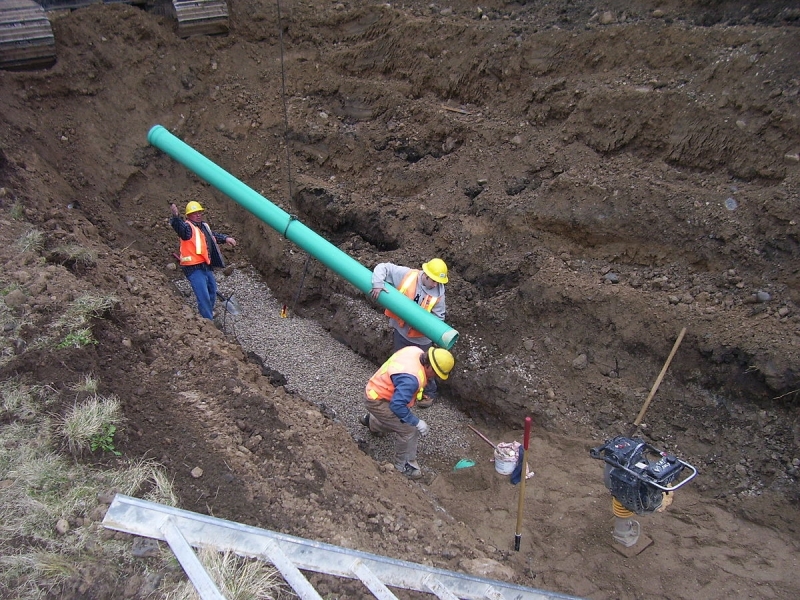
216,292,242,316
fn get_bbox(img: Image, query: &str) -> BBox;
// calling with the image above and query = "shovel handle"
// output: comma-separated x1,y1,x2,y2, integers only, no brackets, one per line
467,424,497,449
628,327,687,436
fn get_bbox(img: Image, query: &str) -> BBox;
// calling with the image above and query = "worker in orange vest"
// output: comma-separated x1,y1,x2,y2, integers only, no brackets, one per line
170,201,236,320
360,346,455,480
371,258,448,407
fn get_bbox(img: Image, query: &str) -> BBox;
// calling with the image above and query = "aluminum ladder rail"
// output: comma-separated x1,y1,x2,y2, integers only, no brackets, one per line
103,494,583,600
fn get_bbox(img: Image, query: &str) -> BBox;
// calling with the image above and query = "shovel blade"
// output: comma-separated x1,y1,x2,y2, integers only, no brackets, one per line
217,293,242,316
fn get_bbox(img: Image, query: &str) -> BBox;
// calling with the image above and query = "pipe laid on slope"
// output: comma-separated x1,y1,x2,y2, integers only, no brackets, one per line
148,125,459,350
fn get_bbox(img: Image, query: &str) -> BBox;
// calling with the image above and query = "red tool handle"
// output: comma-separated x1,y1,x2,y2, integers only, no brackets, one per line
523,416,531,450
514,416,533,551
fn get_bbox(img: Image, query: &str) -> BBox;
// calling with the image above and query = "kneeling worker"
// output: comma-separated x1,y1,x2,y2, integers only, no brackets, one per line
360,346,455,479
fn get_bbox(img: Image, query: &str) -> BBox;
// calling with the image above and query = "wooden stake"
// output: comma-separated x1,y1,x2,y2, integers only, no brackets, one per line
514,416,532,551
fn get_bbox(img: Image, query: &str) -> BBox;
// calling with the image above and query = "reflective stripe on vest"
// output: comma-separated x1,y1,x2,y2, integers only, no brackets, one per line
365,346,426,406
179,221,210,266
383,270,439,338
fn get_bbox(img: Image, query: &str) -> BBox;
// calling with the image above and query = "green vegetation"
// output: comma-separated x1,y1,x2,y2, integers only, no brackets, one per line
56,327,97,349
53,293,117,350
0,378,178,599
13,228,44,254
69,374,99,394
90,424,121,456
58,394,123,457
49,243,97,269
9,202,25,220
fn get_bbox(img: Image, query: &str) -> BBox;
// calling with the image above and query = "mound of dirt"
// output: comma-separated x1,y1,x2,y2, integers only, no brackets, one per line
0,1,798,599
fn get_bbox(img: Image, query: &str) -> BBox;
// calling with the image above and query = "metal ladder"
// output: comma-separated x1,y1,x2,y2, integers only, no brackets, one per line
103,494,582,600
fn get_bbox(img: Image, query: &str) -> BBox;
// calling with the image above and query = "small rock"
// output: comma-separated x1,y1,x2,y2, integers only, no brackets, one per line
123,574,143,598
459,557,515,580
138,573,164,596
190,467,204,478
4,289,27,309
97,490,117,504
572,354,588,370
599,11,615,24
89,504,108,522
245,434,263,450
756,291,771,303
131,536,161,558
55,518,70,535
603,272,619,284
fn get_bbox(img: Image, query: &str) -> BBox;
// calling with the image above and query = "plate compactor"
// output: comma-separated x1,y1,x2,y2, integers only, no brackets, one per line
590,437,697,550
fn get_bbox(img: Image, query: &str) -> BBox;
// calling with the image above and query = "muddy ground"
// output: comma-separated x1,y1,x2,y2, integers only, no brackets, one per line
0,0,798,598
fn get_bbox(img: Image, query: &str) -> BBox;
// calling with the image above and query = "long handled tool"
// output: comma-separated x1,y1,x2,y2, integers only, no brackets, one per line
627,327,687,437
514,416,532,551
466,424,497,449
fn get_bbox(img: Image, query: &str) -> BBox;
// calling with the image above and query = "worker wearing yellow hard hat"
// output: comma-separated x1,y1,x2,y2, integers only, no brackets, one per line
361,345,455,479
170,201,237,320
370,257,450,407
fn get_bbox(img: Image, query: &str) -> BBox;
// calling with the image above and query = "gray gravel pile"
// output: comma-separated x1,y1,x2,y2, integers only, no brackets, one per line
178,266,474,474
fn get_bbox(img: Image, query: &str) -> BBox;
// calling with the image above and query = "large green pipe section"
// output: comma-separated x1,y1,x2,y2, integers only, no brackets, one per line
148,125,459,350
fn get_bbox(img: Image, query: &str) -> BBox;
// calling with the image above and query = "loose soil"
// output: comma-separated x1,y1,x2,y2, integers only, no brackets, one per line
0,1,798,599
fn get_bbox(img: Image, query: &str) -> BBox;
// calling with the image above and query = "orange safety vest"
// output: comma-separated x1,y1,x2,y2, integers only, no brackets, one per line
365,346,427,406
384,270,439,338
179,221,211,266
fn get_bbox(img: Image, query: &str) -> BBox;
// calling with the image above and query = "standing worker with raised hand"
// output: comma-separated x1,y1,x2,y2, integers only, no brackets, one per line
360,345,455,479
371,258,449,407
170,201,237,320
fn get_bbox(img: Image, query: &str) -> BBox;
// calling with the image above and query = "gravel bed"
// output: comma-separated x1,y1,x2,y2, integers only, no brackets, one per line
177,267,474,475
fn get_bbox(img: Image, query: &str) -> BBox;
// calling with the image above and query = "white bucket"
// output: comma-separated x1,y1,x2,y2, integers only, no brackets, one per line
494,442,519,475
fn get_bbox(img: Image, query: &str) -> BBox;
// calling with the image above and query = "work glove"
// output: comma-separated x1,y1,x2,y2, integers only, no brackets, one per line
415,420,429,436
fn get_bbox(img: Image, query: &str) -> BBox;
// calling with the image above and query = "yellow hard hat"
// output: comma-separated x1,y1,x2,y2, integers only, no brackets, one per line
428,347,454,380
422,258,448,284
185,201,204,215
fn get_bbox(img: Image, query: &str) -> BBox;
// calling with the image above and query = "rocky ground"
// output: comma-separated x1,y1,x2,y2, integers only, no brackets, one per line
0,0,798,598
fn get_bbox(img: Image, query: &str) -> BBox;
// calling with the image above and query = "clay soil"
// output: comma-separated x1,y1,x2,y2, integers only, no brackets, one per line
0,1,799,599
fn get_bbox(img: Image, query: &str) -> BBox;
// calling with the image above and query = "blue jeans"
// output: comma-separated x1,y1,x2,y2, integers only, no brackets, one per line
184,265,217,319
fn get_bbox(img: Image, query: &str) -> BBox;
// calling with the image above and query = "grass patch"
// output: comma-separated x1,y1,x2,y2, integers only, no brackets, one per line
9,201,25,220
48,244,97,269
164,547,287,600
52,293,117,350
69,374,99,394
14,228,44,254
0,415,177,598
0,381,58,423
58,394,123,457
56,328,97,349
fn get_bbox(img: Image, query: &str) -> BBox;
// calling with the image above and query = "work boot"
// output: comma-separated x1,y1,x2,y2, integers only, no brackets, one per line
359,413,371,428
417,395,435,409
398,462,423,480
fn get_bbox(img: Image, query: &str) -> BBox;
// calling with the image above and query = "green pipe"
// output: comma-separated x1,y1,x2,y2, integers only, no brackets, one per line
148,125,459,350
